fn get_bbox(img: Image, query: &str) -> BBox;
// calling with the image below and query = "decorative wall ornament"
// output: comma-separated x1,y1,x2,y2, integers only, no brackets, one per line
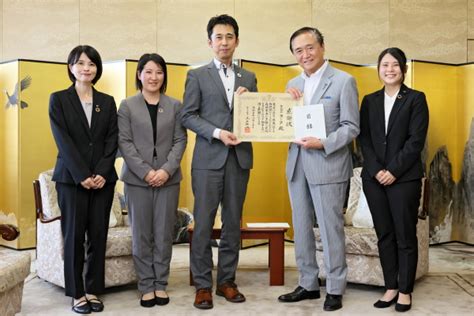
4,75,32,109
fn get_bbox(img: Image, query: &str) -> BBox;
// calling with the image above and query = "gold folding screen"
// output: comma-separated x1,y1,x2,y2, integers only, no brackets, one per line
1,58,472,248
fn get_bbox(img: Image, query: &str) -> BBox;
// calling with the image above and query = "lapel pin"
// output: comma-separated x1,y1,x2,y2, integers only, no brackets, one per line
158,108,164,113
237,73,242,78
95,105,101,112
397,94,402,99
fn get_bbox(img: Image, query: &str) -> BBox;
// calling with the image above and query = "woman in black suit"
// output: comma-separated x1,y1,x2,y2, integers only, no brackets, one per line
359,47,429,312
49,45,118,314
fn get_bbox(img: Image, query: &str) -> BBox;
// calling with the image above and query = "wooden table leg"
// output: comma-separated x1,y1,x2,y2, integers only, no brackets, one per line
268,232,284,285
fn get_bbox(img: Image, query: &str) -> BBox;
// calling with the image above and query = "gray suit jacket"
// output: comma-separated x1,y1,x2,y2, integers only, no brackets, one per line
286,64,360,184
181,61,258,170
118,92,187,187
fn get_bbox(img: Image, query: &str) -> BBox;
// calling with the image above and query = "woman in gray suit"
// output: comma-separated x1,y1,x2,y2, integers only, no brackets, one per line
117,53,187,308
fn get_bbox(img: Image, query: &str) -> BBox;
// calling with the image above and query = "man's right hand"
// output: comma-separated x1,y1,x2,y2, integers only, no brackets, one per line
287,87,303,100
219,130,241,146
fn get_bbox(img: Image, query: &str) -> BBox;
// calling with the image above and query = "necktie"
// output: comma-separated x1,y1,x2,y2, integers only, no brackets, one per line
222,64,228,77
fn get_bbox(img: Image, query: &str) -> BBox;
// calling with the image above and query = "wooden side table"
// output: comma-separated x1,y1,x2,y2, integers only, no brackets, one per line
187,227,288,286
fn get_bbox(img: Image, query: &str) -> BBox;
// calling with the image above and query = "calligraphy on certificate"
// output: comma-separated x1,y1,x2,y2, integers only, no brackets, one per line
234,92,303,142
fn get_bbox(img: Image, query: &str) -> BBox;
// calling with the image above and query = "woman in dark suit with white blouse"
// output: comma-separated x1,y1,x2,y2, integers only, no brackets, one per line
359,47,429,312
117,53,187,308
49,45,118,314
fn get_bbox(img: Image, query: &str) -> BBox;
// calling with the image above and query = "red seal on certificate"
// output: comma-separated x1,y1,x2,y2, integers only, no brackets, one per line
244,127,251,133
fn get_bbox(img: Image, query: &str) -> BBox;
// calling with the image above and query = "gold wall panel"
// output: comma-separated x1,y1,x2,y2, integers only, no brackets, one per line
156,0,234,64
2,0,79,62
390,0,467,63
412,61,461,181
459,64,474,164
239,61,292,235
236,0,311,64
0,61,19,248
80,0,157,61
0,0,3,61
0,60,69,248
313,0,389,65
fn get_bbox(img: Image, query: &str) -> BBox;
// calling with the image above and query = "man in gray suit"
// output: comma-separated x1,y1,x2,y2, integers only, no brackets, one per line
277,27,360,311
181,14,257,310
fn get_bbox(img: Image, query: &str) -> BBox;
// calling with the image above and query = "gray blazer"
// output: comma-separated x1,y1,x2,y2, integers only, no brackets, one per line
118,92,187,187
181,61,258,170
286,64,360,184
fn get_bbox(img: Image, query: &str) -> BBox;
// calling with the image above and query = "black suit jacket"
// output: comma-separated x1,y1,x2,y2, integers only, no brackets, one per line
49,85,118,185
359,84,429,183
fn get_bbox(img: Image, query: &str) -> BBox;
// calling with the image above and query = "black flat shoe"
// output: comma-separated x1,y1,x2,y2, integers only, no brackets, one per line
72,298,91,314
374,293,398,308
88,297,104,312
278,286,320,302
323,294,343,311
395,294,412,312
140,296,156,308
155,296,170,306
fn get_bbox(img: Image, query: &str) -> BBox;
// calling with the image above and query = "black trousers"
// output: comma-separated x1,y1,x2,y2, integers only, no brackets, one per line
362,179,421,294
56,182,114,299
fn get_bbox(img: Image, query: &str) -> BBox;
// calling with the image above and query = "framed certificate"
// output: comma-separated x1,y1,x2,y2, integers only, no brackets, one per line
233,92,303,142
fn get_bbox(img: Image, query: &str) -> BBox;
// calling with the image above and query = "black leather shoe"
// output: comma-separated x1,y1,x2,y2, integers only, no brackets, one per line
140,296,156,308
278,286,320,302
155,296,170,306
374,293,398,308
72,298,91,314
323,294,343,311
395,294,412,312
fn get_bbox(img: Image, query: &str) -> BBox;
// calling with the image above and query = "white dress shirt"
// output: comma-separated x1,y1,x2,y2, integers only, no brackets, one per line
212,58,236,139
384,90,399,134
81,100,93,128
301,60,329,105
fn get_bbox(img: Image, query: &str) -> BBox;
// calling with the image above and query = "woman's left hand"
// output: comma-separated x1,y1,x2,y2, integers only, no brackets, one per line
92,175,106,189
151,169,170,187
378,170,396,186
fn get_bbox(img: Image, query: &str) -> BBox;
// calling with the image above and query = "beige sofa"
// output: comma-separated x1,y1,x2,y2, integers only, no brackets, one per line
0,241,31,316
313,168,429,286
34,170,137,289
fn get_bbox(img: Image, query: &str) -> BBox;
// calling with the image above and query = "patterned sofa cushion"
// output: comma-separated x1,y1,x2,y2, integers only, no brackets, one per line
314,226,379,257
105,226,133,258
0,249,31,293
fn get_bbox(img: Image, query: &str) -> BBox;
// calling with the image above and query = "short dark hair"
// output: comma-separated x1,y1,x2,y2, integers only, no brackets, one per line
135,53,168,93
289,27,324,52
67,45,102,84
377,47,408,84
207,14,239,40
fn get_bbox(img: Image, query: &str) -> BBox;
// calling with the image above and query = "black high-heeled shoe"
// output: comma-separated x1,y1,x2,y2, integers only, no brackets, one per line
140,295,156,308
87,297,104,312
155,296,170,306
374,293,398,308
72,298,91,314
395,293,412,312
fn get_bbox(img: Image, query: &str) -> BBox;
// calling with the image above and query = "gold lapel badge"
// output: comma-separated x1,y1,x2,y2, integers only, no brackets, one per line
95,105,101,112
237,73,242,78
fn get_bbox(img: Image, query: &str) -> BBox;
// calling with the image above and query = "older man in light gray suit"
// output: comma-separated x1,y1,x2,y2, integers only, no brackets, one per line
277,27,360,312
181,15,257,310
